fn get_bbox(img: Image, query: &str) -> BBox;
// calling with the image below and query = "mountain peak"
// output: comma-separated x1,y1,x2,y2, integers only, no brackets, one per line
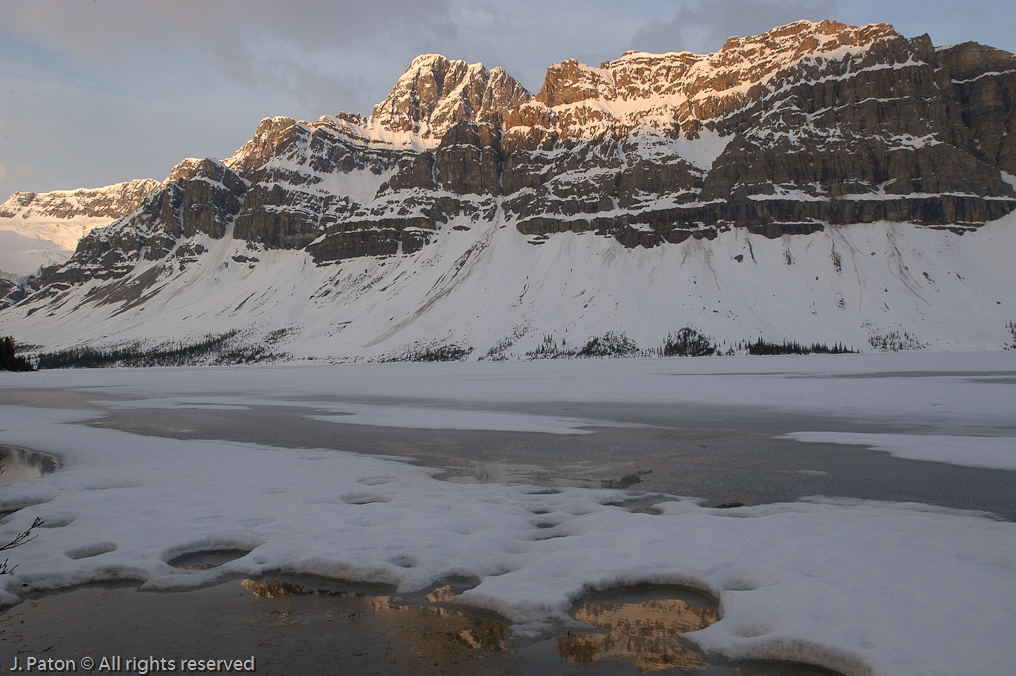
372,54,531,138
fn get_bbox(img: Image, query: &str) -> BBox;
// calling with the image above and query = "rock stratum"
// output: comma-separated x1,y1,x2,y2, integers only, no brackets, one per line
2,20,1016,360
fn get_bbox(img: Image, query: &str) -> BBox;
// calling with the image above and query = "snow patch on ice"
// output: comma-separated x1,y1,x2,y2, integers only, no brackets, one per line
781,431,1016,471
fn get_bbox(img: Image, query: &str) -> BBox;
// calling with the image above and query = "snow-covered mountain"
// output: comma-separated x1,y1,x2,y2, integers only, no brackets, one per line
2,20,1015,361
0,179,162,276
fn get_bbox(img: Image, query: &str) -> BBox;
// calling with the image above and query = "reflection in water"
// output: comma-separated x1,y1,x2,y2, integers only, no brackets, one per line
241,579,311,598
8,576,769,675
558,598,717,672
0,446,58,487
242,578,508,656
425,584,458,602
238,579,739,673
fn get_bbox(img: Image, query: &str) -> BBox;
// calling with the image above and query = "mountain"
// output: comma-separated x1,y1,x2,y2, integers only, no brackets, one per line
2,20,1016,362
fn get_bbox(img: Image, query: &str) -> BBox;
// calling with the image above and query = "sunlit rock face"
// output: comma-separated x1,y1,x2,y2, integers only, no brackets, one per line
372,54,532,137
0,179,163,224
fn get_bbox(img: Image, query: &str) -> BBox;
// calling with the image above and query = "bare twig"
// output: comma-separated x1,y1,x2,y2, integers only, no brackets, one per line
0,517,44,553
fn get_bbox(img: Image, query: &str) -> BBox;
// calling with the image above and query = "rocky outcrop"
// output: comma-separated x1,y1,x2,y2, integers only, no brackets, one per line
25,19,1016,292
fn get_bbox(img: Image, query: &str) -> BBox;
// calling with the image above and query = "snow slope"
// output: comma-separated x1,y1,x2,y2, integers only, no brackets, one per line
4,208,1016,358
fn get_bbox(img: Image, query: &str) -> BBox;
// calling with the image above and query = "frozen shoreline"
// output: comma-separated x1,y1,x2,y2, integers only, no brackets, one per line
1,355,1015,676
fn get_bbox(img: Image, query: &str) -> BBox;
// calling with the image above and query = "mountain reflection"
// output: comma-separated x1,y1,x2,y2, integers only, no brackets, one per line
239,579,736,673
241,578,508,658
558,598,717,672
0,446,58,486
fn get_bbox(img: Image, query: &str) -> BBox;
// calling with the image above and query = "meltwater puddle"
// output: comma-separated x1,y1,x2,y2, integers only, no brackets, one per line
0,573,843,676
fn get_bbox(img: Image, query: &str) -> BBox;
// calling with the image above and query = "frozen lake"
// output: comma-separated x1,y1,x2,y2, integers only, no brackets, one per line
1,353,1014,675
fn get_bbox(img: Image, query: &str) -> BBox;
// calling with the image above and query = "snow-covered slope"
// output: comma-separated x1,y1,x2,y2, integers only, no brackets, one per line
2,20,1015,359
5,206,1015,359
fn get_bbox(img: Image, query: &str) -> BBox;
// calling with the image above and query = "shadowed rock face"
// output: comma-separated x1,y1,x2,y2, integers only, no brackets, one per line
26,20,1016,285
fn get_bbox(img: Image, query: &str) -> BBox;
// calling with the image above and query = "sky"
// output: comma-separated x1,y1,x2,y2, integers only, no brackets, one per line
1,0,1014,200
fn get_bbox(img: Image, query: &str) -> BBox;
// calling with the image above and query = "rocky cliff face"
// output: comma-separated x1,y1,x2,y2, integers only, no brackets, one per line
4,20,1016,357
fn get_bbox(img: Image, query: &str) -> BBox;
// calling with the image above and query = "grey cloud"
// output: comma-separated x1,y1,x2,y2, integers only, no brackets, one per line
630,0,840,54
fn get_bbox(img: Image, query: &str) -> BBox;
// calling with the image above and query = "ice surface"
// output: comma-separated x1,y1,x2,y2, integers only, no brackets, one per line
307,405,604,434
1,357,1015,676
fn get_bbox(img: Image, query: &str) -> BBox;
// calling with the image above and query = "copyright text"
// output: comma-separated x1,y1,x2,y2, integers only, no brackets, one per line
9,656,256,673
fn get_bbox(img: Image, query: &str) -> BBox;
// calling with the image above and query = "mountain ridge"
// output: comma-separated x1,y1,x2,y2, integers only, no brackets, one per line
2,19,1015,360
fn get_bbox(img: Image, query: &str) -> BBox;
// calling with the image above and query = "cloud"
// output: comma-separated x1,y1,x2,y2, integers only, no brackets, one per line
630,0,840,54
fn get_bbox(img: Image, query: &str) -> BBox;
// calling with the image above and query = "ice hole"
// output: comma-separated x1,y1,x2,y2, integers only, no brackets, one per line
387,554,418,569
167,549,252,570
0,499,53,524
339,493,393,505
558,584,722,672
65,542,117,560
